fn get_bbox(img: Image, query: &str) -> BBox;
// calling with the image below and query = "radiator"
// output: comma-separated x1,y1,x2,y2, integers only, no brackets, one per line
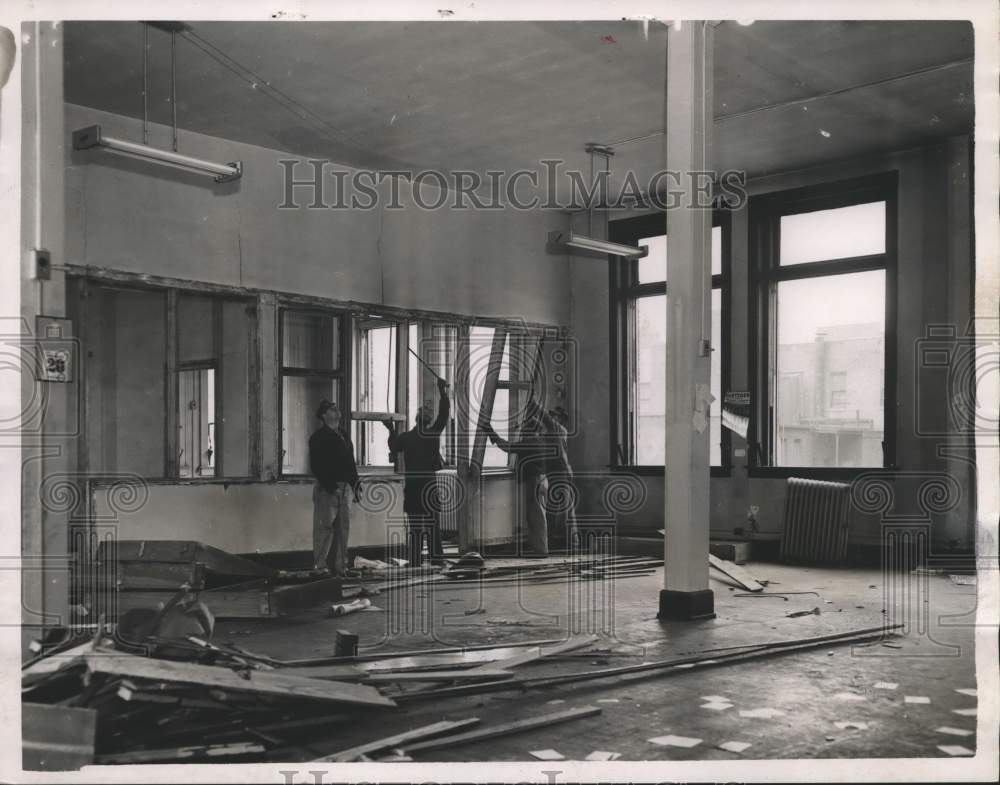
435,469,459,537
780,477,851,564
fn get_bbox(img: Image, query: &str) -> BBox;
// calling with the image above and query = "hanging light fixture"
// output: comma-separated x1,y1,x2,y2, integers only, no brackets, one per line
72,22,243,183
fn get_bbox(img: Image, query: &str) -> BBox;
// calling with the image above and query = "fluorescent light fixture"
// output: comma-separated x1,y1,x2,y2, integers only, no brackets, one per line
547,230,648,259
72,125,242,183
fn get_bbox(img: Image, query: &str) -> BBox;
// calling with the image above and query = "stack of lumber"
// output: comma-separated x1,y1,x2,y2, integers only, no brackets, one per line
85,540,348,620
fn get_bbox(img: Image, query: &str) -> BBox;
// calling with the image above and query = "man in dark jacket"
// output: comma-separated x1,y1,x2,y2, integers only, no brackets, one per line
309,400,362,576
383,377,450,565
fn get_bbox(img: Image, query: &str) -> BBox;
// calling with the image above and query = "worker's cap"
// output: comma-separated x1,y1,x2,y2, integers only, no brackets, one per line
316,399,340,418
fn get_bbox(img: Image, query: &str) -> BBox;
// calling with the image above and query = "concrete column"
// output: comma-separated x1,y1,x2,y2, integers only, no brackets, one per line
660,21,715,621
18,22,71,639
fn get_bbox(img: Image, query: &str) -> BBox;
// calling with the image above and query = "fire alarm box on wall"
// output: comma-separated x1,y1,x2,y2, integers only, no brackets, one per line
35,316,76,383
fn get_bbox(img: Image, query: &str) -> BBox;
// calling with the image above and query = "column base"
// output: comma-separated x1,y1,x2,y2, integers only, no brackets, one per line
658,589,716,621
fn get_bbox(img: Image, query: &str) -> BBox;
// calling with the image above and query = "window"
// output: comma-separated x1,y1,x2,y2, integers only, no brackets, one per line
469,326,511,468
281,309,344,475
411,323,459,466
68,280,254,480
752,174,895,471
352,316,407,467
609,212,730,470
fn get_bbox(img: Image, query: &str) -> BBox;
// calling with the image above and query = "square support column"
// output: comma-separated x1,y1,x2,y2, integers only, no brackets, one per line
659,20,715,621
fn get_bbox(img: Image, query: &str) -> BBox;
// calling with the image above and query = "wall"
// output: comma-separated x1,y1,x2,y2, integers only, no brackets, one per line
63,102,569,553
569,138,976,549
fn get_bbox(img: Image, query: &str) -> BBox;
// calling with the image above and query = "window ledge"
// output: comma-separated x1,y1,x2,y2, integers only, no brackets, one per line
746,466,885,481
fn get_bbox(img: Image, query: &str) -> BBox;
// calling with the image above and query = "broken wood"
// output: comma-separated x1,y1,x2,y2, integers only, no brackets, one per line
83,653,396,708
22,703,96,771
313,718,481,762
99,540,277,578
95,741,266,764
708,554,764,592
463,634,597,675
364,669,514,683
403,705,602,754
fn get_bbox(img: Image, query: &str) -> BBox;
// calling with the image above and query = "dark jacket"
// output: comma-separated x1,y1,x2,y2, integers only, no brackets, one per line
387,392,450,512
309,426,359,494
490,429,558,481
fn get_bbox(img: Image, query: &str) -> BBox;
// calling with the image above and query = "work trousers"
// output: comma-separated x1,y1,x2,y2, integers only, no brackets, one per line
313,482,351,574
525,474,549,555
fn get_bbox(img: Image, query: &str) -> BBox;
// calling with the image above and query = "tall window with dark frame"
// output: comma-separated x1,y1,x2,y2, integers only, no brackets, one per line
609,212,730,469
280,309,344,475
751,174,896,470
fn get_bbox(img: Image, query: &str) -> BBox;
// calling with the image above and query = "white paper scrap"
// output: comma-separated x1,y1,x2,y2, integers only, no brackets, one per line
873,682,898,690
937,745,974,756
936,727,974,737
648,735,703,748
718,741,752,753
904,696,931,704
529,749,565,761
585,751,622,761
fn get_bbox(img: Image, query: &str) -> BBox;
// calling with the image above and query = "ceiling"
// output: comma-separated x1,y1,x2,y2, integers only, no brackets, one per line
64,20,974,187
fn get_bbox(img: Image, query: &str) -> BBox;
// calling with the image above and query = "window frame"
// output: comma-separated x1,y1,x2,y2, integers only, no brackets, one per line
608,209,732,476
278,305,348,478
748,172,898,479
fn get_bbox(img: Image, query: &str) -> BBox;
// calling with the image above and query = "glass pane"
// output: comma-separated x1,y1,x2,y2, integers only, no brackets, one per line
354,420,394,468
710,288,722,466
469,326,508,463
408,323,420,428
635,295,666,464
218,299,252,476
84,285,166,477
425,324,458,466
355,322,396,414
178,368,216,479
282,311,340,370
774,269,885,468
780,202,886,265
637,235,667,283
282,377,338,474
484,388,509,468
711,225,722,277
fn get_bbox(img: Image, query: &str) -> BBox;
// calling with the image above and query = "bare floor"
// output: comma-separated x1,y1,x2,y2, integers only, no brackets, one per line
214,560,980,761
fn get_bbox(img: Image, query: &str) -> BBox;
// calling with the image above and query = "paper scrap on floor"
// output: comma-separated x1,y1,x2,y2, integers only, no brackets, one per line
648,735,702,748
529,749,565,761
701,695,728,702
596,698,620,704
739,708,785,718
936,727,974,737
873,682,898,690
937,745,974,756
834,692,867,702
953,708,977,716
955,688,976,697
701,702,734,711
585,751,622,761
718,741,752,753
904,696,931,704
834,721,869,730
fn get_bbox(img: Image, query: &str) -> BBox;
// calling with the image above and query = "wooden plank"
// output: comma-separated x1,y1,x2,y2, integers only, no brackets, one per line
84,653,396,708
96,741,265,765
708,554,764,592
365,669,514,683
97,540,276,578
314,718,481,762
464,634,597,675
22,703,96,771
90,587,273,619
404,706,601,754
114,560,206,590
270,576,343,613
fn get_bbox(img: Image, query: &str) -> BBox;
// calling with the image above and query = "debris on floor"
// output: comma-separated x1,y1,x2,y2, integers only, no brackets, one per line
936,726,974,737
529,748,565,760
953,707,977,716
717,740,752,753
739,708,785,718
873,682,898,690
948,574,976,586
585,750,622,761
786,607,821,618
833,721,869,730
955,688,977,697
937,744,975,756
903,696,931,704
648,734,702,748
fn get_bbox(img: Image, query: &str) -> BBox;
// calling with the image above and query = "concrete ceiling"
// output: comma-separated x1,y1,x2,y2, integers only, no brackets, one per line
64,20,974,184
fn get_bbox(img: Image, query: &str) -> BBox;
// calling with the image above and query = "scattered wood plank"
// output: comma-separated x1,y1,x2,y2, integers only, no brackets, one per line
464,634,597,675
95,741,266,764
314,718,481,762
83,653,396,708
113,560,207,590
708,554,764,592
22,703,96,771
99,540,277,577
365,669,514,683
403,705,602,754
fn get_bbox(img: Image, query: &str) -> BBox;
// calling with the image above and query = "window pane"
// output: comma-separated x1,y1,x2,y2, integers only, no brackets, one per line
178,368,215,478
637,235,667,283
780,202,885,265
282,311,340,370
635,295,666,464
469,326,510,466
484,388,509,468
83,285,166,477
774,270,885,468
282,377,338,474
355,321,396,414
424,324,458,466
408,323,420,428
710,287,722,466
711,225,722,277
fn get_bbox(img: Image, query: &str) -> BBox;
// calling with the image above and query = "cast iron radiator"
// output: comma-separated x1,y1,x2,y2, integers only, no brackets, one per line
780,477,851,564
435,469,459,537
